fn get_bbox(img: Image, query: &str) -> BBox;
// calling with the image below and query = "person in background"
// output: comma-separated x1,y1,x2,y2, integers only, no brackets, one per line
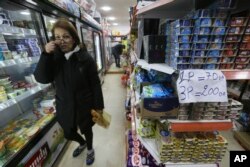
112,42,125,68
34,18,104,166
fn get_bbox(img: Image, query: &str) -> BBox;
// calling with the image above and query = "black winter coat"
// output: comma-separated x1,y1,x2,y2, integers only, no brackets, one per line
34,48,104,137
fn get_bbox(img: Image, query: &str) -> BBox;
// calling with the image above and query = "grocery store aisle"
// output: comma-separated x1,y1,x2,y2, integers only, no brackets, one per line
54,74,127,167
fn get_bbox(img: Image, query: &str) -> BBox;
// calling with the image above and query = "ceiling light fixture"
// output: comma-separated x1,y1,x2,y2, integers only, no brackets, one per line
101,6,112,11
20,11,30,15
108,17,116,21
113,23,118,26
49,20,56,23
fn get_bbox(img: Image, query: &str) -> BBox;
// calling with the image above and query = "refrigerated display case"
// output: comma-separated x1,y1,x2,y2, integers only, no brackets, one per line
0,1,66,167
80,25,95,58
1,0,107,165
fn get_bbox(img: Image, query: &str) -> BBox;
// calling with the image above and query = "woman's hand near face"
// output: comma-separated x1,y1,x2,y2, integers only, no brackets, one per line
45,41,57,54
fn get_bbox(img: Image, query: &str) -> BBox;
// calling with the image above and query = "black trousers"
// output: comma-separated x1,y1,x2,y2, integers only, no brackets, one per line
113,54,120,67
65,127,93,150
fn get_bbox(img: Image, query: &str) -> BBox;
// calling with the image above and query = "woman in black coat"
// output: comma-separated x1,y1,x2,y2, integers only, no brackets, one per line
34,18,104,165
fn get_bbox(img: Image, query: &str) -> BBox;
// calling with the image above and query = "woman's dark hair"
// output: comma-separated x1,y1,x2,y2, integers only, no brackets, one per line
51,18,87,50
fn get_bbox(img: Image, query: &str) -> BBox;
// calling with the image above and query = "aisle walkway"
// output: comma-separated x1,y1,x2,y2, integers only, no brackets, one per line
54,74,127,167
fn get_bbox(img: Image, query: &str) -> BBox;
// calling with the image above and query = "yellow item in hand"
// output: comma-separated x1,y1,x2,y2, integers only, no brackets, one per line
91,110,111,129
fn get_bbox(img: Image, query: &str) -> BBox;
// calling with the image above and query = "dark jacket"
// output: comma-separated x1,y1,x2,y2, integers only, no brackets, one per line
34,48,104,136
112,44,124,57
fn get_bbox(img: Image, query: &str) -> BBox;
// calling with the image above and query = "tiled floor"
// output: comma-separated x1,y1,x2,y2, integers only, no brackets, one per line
54,73,245,167
54,73,127,167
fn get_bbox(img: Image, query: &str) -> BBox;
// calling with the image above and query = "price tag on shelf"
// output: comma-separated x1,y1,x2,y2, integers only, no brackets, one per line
177,70,228,103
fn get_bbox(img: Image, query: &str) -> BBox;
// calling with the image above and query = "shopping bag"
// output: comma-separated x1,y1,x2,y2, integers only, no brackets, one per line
91,109,111,129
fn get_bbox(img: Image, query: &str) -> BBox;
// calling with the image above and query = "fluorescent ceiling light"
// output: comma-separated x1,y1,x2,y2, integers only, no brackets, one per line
26,0,37,5
101,6,111,11
113,23,118,26
20,11,30,15
49,20,56,23
108,17,116,21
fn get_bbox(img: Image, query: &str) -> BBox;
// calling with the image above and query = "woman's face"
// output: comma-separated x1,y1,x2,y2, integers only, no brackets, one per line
54,27,75,53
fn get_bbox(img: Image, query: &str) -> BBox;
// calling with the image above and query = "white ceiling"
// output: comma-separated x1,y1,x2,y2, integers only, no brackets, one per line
94,0,137,35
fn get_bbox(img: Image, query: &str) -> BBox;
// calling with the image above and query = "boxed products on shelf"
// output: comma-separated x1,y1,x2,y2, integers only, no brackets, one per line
139,84,179,118
155,122,228,163
143,35,167,63
176,99,243,121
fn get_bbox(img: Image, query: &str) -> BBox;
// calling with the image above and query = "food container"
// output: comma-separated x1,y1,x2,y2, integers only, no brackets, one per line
7,91,17,99
40,99,55,108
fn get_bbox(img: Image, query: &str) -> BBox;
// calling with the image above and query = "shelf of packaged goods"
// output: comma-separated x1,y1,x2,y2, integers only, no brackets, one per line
0,84,50,112
221,70,250,80
227,87,249,99
135,117,217,166
0,25,37,36
169,119,233,132
137,59,175,74
0,57,39,68
136,0,193,19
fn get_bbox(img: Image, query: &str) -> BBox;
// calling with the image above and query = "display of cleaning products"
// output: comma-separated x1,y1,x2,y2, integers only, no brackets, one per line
142,84,173,98
137,119,156,138
127,130,164,167
155,129,228,163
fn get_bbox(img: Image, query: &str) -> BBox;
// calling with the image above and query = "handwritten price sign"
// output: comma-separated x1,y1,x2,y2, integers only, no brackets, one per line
177,70,228,103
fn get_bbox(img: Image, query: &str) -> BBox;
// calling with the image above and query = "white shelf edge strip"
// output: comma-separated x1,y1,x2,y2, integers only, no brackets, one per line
137,59,175,74
0,84,50,112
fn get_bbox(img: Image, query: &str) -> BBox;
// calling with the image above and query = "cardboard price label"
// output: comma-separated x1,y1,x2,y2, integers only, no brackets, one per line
177,70,228,103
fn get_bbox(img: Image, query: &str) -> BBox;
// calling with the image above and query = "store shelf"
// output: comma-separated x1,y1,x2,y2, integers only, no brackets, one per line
137,59,175,74
0,84,50,112
135,117,217,166
169,119,233,132
227,87,249,99
136,0,194,19
221,70,250,80
0,56,39,68
0,25,37,36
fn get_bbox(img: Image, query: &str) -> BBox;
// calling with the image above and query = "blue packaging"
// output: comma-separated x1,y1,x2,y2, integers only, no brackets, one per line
193,43,207,50
209,43,223,49
192,50,206,57
180,27,192,35
177,64,190,69
206,57,220,63
194,27,211,35
195,18,212,27
213,27,226,35
177,57,190,63
207,50,221,57
193,35,209,43
213,18,226,27
204,64,217,69
211,36,224,43
179,35,191,43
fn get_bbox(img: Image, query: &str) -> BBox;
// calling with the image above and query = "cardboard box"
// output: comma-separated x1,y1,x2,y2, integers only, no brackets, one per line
139,96,179,118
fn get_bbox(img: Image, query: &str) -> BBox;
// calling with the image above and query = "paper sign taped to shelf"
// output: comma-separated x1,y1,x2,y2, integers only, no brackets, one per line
177,70,228,103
